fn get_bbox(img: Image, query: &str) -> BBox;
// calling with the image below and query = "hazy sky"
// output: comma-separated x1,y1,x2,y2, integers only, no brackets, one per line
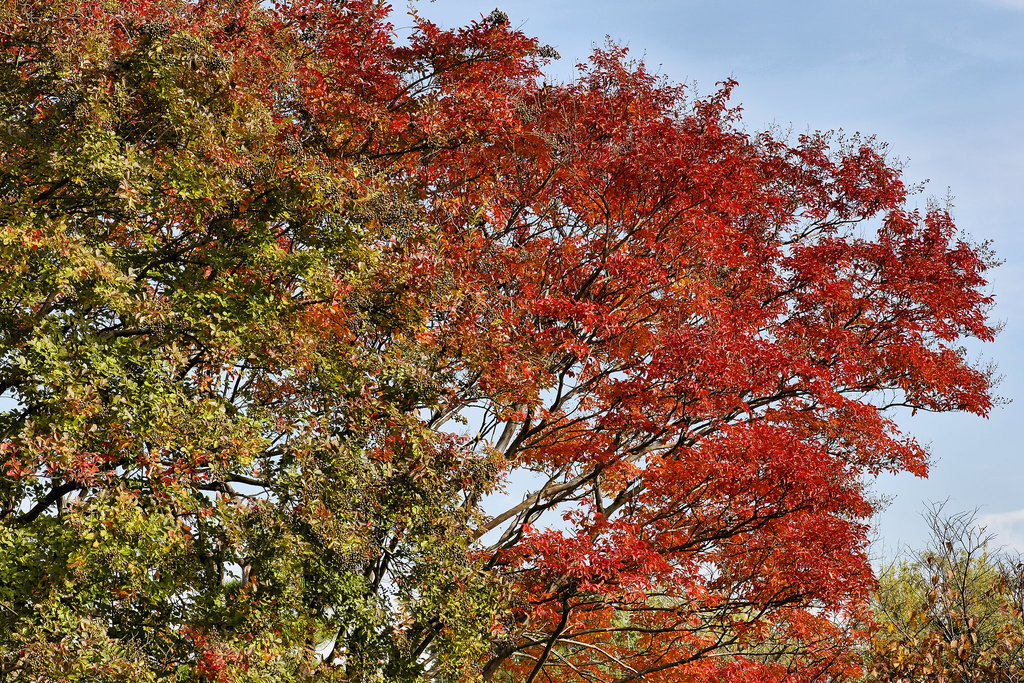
419,0,1024,554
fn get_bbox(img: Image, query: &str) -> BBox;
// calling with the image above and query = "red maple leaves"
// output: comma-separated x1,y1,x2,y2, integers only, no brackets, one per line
0,1,996,680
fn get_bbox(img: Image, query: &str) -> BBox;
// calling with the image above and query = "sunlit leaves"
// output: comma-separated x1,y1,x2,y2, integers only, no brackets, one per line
0,0,998,681
867,507,1024,683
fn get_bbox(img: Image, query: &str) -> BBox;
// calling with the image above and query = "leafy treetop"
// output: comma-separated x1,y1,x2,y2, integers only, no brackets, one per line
0,1,997,681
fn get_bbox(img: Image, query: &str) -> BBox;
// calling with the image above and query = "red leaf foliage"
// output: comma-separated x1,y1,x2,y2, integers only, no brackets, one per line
0,1,996,680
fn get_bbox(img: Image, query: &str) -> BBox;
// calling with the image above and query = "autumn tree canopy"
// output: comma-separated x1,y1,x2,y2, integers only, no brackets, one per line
0,0,998,681
868,506,1024,683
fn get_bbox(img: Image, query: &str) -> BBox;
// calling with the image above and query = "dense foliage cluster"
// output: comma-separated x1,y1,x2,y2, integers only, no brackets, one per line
868,507,1024,683
0,1,997,681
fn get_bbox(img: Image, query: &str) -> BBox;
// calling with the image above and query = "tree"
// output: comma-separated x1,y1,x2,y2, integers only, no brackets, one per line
867,506,1024,682
0,1,998,681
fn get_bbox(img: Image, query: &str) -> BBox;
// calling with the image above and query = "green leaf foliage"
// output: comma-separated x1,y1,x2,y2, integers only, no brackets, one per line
0,1,535,679
867,506,1024,682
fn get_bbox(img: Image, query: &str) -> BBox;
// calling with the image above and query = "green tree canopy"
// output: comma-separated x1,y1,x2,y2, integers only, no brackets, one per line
868,506,1024,682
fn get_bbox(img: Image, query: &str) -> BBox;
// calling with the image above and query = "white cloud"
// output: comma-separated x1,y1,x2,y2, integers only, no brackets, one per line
978,509,1024,553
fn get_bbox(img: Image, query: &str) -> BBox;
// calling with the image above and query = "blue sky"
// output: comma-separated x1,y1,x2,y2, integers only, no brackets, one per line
420,0,1024,554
